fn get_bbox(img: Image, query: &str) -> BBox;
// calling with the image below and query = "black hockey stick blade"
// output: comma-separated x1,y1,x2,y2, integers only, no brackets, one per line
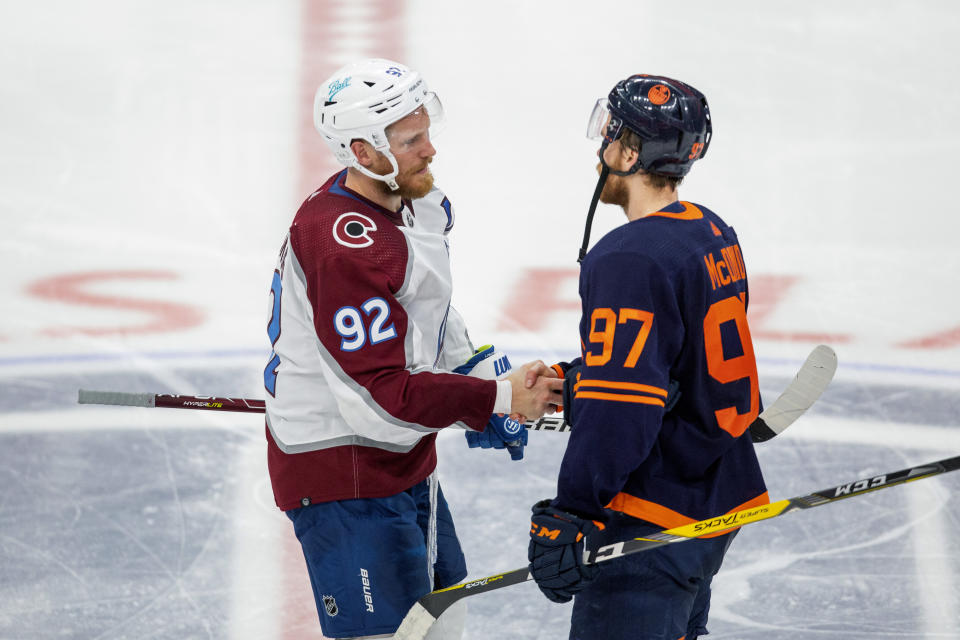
394,452,960,640
749,344,837,442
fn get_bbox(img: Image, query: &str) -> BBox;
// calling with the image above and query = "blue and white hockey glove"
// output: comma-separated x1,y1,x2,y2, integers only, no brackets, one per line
467,415,528,460
454,345,527,460
528,500,600,603
452,344,511,378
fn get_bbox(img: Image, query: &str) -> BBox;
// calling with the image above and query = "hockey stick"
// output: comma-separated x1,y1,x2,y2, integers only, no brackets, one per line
76,389,570,432
395,452,960,640
749,343,836,442
76,345,836,439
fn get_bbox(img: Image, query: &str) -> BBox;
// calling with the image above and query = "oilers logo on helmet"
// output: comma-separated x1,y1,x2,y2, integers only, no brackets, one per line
647,83,671,106
588,74,712,178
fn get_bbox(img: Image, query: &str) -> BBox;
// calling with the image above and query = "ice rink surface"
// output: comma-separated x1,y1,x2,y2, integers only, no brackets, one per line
2,1,960,638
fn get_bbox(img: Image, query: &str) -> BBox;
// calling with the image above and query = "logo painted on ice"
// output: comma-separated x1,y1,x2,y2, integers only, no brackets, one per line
322,595,339,617
328,76,351,101
333,212,377,248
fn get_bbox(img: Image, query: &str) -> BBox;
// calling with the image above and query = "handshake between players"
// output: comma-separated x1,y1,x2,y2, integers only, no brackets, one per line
508,360,564,423
455,346,563,461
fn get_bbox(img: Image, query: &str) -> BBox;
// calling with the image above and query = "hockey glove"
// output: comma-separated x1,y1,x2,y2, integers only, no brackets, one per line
454,345,526,460
528,499,600,603
452,344,510,378
466,415,528,460
561,363,580,428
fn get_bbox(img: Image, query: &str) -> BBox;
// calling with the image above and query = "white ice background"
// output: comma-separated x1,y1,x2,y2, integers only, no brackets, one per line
2,1,960,638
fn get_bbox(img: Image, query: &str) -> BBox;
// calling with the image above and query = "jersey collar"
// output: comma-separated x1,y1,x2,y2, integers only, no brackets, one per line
329,169,411,225
647,201,703,220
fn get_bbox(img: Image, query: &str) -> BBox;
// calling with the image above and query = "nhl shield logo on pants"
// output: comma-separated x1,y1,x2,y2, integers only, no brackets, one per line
322,595,339,617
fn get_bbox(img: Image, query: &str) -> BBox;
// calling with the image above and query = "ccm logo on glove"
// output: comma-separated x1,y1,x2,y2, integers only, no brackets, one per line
531,524,583,542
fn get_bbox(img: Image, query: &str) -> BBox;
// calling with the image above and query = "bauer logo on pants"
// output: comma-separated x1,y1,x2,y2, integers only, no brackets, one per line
360,567,375,613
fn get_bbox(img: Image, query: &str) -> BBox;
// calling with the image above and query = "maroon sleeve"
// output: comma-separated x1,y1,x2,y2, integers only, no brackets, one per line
291,219,496,431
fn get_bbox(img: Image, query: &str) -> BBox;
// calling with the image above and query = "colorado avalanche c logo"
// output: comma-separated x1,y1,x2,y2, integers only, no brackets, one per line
333,212,377,248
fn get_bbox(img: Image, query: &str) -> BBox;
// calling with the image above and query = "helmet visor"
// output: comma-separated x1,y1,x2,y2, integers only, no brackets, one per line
586,98,622,143
386,92,445,153
423,92,445,139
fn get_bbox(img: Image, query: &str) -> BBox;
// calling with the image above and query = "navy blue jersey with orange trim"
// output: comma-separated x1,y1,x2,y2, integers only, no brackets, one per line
554,200,768,529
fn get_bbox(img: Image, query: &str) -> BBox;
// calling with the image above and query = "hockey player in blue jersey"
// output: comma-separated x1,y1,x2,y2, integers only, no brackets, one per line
527,75,769,640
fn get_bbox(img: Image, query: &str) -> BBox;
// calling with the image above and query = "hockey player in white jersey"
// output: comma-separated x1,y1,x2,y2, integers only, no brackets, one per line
263,58,563,639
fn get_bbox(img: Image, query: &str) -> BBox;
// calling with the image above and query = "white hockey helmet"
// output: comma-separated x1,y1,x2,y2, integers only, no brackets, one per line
314,58,444,190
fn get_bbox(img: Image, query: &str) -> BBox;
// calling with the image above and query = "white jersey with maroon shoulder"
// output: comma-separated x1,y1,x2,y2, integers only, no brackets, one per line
264,170,496,510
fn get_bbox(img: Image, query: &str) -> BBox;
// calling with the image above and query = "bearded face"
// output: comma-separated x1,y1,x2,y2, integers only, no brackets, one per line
596,162,629,208
396,157,434,200
379,105,436,200
368,152,434,200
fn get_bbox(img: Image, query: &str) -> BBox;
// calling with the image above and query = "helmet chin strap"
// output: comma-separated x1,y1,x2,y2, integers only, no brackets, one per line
352,150,401,191
577,143,645,263
578,163,609,263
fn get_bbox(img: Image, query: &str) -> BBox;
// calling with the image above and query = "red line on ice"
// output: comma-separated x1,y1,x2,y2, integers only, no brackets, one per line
27,270,204,337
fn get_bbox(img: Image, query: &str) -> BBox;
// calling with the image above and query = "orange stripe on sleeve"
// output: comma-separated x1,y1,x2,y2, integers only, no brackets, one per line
550,364,566,413
574,391,666,407
574,379,668,397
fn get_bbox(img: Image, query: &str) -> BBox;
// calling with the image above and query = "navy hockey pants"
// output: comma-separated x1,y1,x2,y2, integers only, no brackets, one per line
570,511,738,640
286,476,467,638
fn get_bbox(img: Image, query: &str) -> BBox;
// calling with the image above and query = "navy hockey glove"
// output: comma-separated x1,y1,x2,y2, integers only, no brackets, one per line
455,345,526,460
561,363,580,428
528,500,600,603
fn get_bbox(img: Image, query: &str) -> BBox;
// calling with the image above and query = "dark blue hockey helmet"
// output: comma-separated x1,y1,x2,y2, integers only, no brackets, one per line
587,74,712,177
